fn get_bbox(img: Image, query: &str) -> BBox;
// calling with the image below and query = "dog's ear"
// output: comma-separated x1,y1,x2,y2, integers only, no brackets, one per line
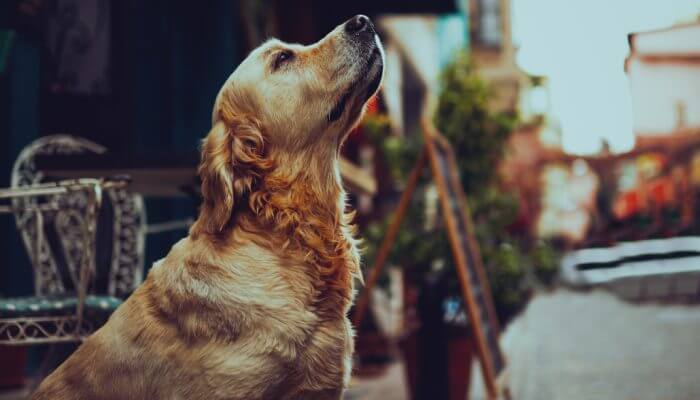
193,116,272,235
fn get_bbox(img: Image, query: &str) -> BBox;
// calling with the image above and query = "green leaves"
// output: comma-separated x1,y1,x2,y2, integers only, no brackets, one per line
435,50,517,194
363,114,422,185
530,240,559,286
360,49,558,324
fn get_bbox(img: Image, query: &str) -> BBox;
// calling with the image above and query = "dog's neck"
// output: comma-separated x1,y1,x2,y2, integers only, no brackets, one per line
238,145,360,318
265,145,344,208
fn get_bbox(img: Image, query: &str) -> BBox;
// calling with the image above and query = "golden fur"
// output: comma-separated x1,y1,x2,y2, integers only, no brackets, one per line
32,16,384,400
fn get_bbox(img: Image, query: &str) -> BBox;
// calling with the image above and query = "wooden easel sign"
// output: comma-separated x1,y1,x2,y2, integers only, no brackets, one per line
353,120,508,399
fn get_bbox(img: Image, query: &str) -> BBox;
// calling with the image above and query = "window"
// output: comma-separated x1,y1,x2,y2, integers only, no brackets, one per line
474,0,502,48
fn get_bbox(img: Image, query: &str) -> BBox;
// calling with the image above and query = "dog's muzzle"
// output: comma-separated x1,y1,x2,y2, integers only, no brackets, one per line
327,15,384,123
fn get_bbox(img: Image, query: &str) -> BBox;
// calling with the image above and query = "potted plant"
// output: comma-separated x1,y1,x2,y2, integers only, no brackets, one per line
360,50,558,399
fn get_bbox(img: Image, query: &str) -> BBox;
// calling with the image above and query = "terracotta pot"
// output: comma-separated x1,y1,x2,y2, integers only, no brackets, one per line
354,331,393,378
399,326,474,400
400,273,453,399
446,327,474,400
0,346,27,388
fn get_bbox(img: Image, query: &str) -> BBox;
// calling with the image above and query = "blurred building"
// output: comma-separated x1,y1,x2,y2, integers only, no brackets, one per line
468,0,530,115
626,22,700,137
500,21,700,247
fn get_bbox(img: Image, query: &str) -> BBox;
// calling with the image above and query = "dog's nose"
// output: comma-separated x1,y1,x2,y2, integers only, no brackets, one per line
345,14,373,34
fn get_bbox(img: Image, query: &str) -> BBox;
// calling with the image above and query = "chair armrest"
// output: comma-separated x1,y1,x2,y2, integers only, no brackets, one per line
0,177,130,204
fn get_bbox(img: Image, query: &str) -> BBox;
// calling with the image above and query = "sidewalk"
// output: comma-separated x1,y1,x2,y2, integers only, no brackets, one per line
471,289,700,400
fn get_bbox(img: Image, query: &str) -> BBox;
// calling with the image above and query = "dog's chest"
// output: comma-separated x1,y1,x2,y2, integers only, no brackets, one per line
147,238,355,397
175,314,351,400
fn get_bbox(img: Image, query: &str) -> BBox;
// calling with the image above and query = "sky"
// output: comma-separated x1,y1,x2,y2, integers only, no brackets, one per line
511,0,700,155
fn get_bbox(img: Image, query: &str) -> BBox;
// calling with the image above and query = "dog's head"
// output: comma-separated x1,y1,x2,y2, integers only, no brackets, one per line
196,15,384,234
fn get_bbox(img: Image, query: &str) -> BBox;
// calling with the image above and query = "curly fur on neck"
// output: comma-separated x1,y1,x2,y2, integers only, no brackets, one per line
248,172,362,319
191,110,361,320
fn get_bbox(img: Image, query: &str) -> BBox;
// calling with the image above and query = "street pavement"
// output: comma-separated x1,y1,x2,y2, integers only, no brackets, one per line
471,289,700,400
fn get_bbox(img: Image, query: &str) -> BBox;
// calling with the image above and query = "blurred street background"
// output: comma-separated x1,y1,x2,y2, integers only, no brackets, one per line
1,0,700,399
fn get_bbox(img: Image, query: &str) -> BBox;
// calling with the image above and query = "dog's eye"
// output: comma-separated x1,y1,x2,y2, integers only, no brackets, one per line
273,50,294,70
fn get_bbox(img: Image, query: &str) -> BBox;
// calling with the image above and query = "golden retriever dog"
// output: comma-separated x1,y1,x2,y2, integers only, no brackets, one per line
32,15,384,400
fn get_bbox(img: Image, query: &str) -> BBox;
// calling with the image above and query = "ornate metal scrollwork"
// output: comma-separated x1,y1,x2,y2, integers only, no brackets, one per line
107,188,145,297
11,135,106,295
10,135,146,298
0,317,94,345
3,135,146,346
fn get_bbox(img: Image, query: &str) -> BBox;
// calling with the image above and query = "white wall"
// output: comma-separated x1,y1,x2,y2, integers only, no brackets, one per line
627,59,700,135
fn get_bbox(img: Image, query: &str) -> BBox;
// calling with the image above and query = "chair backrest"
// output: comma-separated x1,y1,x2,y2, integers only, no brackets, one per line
11,135,146,298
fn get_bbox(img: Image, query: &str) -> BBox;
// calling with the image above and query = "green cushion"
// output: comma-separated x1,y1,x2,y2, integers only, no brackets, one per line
0,295,122,318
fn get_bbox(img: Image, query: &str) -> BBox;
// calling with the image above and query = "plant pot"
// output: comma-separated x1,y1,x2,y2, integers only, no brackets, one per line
354,331,393,378
446,326,474,400
399,272,450,400
0,346,28,388
399,272,476,400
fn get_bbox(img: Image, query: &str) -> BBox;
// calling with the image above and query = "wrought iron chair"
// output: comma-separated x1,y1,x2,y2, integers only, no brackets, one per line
0,178,129,344
0,135,146,345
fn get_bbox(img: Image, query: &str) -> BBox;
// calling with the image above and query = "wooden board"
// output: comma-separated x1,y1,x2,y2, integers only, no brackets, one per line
423,122,505,397
352,121,508,398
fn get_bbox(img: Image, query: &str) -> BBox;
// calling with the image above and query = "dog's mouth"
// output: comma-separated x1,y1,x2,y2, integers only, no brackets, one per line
327,45,383,123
